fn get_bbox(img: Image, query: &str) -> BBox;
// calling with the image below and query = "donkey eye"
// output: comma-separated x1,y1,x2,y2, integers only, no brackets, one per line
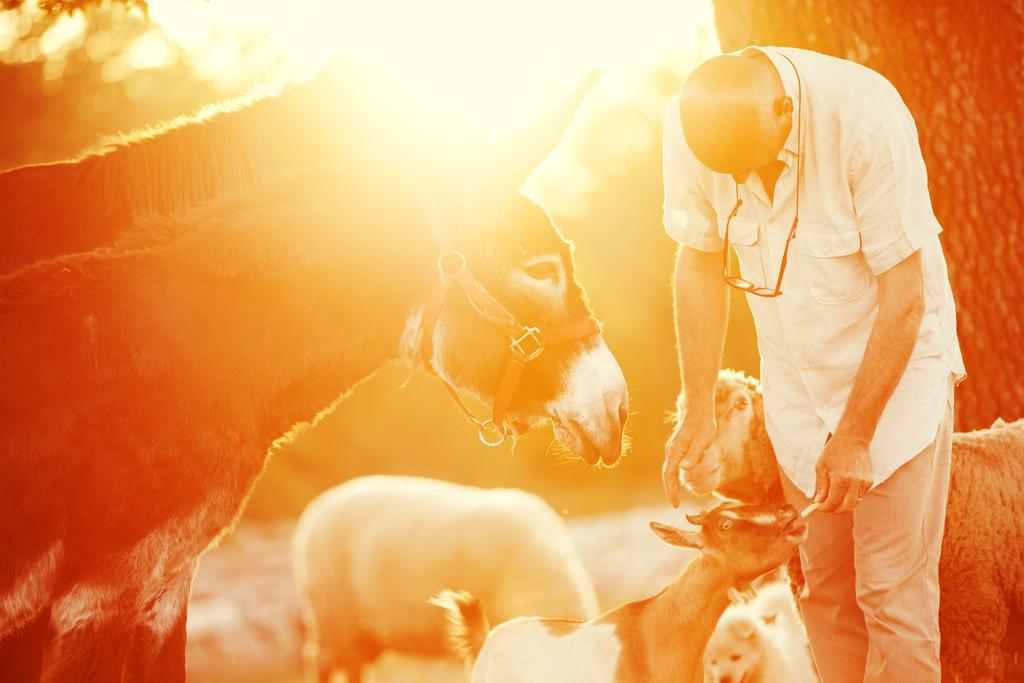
523,260,559,282
721,519,733,530
730,654,742,662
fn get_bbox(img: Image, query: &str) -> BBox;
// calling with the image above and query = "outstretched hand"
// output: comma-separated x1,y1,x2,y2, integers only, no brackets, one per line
814,435,873,514
662,412,717,508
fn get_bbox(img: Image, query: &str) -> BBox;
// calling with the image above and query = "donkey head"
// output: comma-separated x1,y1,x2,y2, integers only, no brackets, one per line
650,501,806,583
414,72,629,467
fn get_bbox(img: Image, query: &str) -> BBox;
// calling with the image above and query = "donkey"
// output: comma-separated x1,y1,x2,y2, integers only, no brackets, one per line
0,74,628,681
0,64,428,276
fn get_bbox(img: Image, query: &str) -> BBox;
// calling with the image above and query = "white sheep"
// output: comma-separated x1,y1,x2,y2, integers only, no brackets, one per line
292,475,599,683
435,500,808,683
704,581,818,683
689,369,1024,682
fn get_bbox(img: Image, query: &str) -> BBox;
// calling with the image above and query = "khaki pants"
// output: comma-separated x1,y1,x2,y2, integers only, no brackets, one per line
781,380,954,683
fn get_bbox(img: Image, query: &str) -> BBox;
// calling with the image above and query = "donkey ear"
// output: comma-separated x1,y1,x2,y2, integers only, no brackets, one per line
650,521,703,550
486,69,600,190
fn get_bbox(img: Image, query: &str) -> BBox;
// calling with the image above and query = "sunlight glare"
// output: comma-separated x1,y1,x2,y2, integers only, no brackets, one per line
145,0,718,139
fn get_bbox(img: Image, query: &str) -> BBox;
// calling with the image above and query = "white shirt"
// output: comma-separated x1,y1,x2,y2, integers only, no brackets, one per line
663,46,966,497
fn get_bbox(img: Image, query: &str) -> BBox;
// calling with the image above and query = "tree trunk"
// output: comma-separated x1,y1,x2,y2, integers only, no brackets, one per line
710,0,1024,430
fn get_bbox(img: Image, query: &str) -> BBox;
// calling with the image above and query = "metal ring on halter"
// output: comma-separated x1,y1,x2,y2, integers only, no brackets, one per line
478,419,508,447
437,250,467,281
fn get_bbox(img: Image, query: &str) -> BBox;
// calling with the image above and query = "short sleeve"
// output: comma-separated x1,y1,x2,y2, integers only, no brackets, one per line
662,97,722,252
849,96,943,276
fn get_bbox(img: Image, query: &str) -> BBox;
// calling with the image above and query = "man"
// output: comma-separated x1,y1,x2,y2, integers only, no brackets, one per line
660,46,965,682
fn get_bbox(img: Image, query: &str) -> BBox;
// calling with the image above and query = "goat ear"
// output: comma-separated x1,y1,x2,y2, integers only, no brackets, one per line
685,511,708,526
649,521,703,549
484,69,600,191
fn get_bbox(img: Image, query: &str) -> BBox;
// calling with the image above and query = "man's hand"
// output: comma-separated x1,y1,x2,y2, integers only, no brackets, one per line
814,435,873,514
662,412,718,508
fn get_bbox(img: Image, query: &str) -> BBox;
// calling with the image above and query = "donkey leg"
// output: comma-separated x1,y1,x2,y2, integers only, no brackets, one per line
0,604,51,683
123,563,196,683
43,617,136,683
123,610,187,683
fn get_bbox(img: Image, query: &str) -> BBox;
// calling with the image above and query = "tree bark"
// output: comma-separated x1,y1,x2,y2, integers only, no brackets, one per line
711,0,1024,430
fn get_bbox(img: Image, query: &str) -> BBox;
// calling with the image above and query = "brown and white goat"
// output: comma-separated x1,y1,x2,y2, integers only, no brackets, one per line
687,369,1024,683
434,501,807,683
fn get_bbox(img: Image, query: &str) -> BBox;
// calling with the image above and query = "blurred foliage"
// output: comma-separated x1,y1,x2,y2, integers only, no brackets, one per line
1,0,144,13
1,0,760,520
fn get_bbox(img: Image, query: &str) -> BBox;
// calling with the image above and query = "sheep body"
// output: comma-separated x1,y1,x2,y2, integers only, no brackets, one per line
292,475,599,681
696,370,1024,682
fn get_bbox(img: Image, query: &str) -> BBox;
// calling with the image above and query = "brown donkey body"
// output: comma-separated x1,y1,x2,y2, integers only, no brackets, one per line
0,73,627,682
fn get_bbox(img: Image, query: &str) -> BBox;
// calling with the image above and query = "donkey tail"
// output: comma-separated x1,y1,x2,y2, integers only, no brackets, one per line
429,589,490,665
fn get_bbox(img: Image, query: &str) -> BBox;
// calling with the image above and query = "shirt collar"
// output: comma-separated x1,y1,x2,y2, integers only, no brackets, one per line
739,46,803,165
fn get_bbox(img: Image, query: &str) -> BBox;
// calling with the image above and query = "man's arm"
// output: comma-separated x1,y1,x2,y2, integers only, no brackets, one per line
662,246,729,507
815,250,925,513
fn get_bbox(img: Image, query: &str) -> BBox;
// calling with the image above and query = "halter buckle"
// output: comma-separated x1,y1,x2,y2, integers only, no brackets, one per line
509,326,544,362
437,250,467,282
478,419,508,447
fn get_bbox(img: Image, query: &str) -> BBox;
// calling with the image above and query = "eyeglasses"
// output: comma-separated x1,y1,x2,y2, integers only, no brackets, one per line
722,50,802,299
721,192,798,298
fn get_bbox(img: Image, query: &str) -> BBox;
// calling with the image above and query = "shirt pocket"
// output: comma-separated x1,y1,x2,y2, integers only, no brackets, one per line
719,217,761,279
796,226,872,305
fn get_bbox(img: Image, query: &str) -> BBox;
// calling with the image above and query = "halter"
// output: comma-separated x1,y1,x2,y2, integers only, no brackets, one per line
418,249,601,447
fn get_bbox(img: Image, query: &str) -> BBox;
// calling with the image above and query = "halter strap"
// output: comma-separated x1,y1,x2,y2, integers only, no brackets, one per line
418,248,600,446
412,179,600,446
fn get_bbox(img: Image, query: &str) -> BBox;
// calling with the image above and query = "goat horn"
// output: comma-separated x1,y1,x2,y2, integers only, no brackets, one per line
685,512,707,525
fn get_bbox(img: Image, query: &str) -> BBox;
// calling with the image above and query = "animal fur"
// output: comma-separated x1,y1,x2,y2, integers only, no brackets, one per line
429,590,491,665
0,167,607,680
701,369,1024,682
704,581,818,683
293,476,598,682
0,65,618,681
436,501,808,683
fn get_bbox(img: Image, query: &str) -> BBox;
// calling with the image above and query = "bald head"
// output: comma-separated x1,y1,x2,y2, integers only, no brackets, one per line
679,53,792,177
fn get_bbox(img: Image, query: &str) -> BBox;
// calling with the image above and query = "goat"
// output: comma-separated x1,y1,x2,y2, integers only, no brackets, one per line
434,500,807,683
689,369,1024,682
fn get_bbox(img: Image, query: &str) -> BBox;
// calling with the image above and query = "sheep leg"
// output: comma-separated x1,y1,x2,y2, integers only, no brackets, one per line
0,604,51,683
302,637,336,683
938,592,1007,683
941,638,1004,683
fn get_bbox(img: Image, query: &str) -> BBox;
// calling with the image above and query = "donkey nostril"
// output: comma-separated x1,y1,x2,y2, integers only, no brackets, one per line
617,404,628,429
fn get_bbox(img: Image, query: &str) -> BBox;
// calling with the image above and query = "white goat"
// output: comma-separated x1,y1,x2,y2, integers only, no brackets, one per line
435,500,808,683
292,475,598,683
